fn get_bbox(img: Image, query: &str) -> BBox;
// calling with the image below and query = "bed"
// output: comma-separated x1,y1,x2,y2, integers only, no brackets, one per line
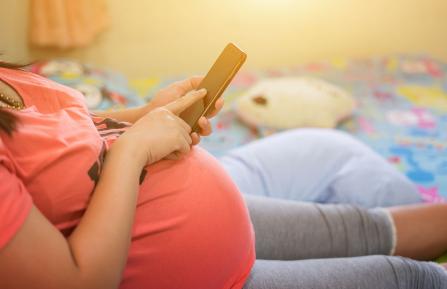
31,54,447,204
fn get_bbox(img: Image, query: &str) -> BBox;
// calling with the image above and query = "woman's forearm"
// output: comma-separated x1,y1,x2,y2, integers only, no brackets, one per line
93,103,152,124
0,140,145,289
67,140,145,289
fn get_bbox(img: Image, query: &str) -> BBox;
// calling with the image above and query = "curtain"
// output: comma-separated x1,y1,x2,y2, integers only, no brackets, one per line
29,0,109,49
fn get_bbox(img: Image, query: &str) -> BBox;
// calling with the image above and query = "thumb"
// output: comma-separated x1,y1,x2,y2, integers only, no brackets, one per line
166,88,207,115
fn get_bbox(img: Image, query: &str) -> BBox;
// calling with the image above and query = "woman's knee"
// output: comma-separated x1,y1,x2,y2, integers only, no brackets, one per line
221,129,375,200
325,152,422,207
284,129,422,207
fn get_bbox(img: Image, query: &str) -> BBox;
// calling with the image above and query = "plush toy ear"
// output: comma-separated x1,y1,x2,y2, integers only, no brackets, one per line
75,83,103,109
252,95,268,106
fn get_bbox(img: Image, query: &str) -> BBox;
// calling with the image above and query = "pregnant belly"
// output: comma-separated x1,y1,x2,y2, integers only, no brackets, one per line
119,147,255,289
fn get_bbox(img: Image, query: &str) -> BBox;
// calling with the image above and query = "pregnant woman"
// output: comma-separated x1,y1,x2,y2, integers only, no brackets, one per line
0,63,446,289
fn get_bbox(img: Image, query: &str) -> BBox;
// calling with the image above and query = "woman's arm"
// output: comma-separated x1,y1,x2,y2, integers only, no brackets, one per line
93,77,204,124
93,76,223,126
0,142,143,289
93,77,223,145
93,104,152,124
0,89,207,289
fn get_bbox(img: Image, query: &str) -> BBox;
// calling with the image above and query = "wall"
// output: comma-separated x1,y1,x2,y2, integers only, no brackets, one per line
1,0,446,77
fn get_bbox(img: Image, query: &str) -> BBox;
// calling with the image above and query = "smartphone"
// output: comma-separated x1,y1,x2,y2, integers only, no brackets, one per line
180,43,247,132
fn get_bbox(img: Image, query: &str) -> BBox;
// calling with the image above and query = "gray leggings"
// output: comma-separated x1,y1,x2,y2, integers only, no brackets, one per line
243,195,447,289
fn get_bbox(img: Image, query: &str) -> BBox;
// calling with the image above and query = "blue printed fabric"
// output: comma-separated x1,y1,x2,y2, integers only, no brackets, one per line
30,55,447,201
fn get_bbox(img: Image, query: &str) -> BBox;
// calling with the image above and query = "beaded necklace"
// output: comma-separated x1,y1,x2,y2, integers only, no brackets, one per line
0,91,24,110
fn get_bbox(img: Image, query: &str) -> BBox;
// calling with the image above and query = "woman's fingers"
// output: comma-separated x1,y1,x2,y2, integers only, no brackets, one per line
166,88,207,115
191,132,201,145
206,98,224,118
197,117,212,136
162,86,222,144
178,126,192,146
165,137,190,160
185,76,204,90
178,137,191,154
172,76,205,95
184,128,193,145
164,152,180,160
172,114,192,134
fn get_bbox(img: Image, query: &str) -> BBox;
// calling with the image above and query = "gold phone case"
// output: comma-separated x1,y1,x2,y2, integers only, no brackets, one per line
180,43,247,132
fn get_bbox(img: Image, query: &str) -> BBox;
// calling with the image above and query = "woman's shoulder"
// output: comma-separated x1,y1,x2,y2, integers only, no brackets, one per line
0,67,88,113
0,67,55,87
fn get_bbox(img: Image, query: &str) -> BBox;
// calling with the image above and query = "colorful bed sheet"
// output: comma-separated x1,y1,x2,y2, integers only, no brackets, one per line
30,55,447,201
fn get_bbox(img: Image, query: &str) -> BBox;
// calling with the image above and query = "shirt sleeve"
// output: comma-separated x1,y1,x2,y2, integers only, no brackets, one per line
0,163,33,250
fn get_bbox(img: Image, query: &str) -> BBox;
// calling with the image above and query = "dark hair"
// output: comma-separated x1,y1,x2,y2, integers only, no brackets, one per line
0,110,18,136
0,61,27,136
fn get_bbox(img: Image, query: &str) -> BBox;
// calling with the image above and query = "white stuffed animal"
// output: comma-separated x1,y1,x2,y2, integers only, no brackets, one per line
235,77,355,129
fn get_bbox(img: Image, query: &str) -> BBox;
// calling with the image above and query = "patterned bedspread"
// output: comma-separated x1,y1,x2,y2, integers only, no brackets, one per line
30,55,447,201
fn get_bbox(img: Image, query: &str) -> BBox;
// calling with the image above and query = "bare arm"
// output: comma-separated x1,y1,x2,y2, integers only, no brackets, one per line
92,77,204,124
92,76,223,127
93,104,152,124
0,140,144,289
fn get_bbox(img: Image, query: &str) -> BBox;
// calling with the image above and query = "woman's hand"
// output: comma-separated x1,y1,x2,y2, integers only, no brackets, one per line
147,76,224,145
116,89,208,166
94,77,224,144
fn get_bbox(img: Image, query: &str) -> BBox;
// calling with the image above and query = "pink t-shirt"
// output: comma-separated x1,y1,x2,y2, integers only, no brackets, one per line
0,67,255,289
